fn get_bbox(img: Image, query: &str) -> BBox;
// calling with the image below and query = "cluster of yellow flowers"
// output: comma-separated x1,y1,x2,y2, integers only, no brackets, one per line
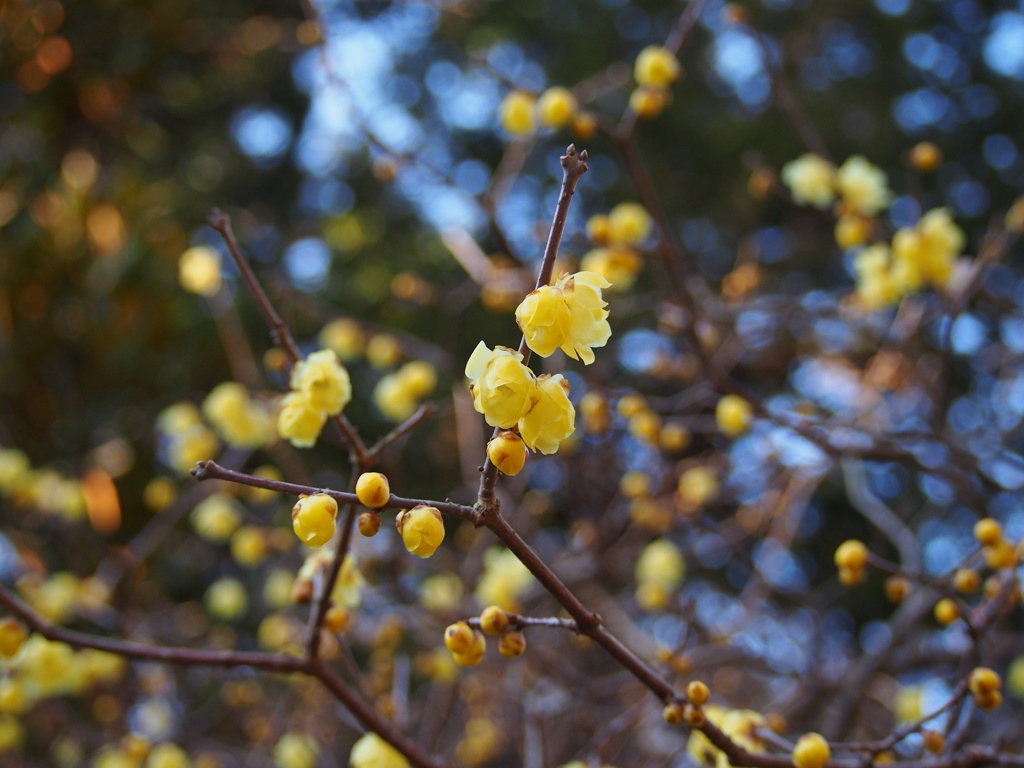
853,207,965,310
779,152,968,310
157,403,220,475
631,45,682,119
202,382,276,448
0,447,85,520
515,272,612,364
634,538,685,611
277,349,352,448
581,202,652,289
372,360,437,422
498,87,596,139
0,620,126,736
465,343,575,455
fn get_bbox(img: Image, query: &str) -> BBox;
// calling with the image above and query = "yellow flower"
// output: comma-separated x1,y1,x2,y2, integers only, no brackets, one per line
277,392,327,448
853,245,906,310
835,213,872,249
290,349,351,415
537,86,577,128
202,382,274,448
396,505,445,558
475,547,533,612
715,394,753,437
892,208,964,289
465,342,536,429
356,472,390,507
499,90,536,136
319,318,365,360
0,618,27,658
178,246,221,297
608,202,652,245
157,403,203,435
629,86,671,119
167,426,219,475
205,577,247,621
396,361,436,399
515,272,613,364
580,247,642,289
793,733,831,768
781,154,837,209
636,539,685,587
837,156,891,215
373,373,418,422
518,374,575,454
487,432,528,476
191,494,242,543
145,743,190,768
274,733,319,768
634,45,681,87
292,494,338,548
350,733,409,768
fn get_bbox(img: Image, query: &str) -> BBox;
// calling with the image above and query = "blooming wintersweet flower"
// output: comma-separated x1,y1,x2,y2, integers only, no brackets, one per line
837,156,891,215
465,342,536,428
350,733,409,768
396,505,445,558
290,349,352,415
515,272,611,364
781,154,837,209
277,392,327,448
518,374,575,454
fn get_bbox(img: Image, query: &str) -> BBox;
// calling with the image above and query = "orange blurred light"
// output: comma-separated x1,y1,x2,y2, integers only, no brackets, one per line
36,35,72,75
82,467,121,535
86,204,126,257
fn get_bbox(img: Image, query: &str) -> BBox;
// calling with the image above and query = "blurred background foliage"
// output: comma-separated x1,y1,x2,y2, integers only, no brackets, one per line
4,0,1024,764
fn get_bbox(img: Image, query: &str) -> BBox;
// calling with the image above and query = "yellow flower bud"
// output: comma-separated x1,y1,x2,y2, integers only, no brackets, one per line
191,494,242,543
319,318,365,361
366,334,402,368
571,111,598,139
292,494,338,548
716,395,753,437
396,505,445,558
969,667,1001,697
178,246,222,297
792,733,830,768
497,630,526,659
205,577,247,621
499,89,536,136
934,597,959,626
487,432,528,476
663,701,685,724
479,606,509,635
452,630,486,666
974,518,1003,546
909,142,942,172
349,733,409,768
834,540,868,571
634,45,681,88
686,680,709,706
954,568,981,594
629,86,670,119
444,622,474,654
356,472,390,508
358,512,381,537
518,374,576,455
537,86,577,129
146,743,189,768
274,733,319,768
323,606,348,633
984,539,1018,570
884,575,909,603
0,618,27,658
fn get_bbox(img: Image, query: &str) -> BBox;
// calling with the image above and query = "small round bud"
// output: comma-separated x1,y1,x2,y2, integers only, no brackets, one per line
975,689,1003,711
634,45,681,88
686,680,709,707
0,618,27,658
324,606,348,633
357,511,381,538
536,86,577,129
834,540,868,570
884,576,909,603
984,539,1018,570
571,111,598,140
663,701,685,724
922,730,944,753
954,568,981,594
838,566,865,586
395,505,445,558
355,472,390,508
974,518,1003,547
969,667,1001,697
934,598,959,626
909,142,942,172
479,606,510,635
487,432,527,476
715,395,753,438
444,622,474,654
682,704,705,727
497,630,526,659
453,630,486,666
792,733,831,768
291,494,338,548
